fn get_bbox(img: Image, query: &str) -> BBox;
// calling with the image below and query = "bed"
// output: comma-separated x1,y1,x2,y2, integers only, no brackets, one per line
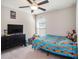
32,34,78,59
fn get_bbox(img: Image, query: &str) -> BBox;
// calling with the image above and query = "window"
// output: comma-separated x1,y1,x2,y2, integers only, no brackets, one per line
36,17,46,35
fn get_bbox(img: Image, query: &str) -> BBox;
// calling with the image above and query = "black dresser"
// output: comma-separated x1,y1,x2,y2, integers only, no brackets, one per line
1,34,27,51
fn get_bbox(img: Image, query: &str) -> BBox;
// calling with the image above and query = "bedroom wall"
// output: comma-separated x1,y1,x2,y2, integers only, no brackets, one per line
36,5,76,36
1,5,35,39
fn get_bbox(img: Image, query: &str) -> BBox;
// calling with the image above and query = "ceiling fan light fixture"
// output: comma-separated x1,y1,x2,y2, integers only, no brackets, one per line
31,6,38,10
31,4,38,10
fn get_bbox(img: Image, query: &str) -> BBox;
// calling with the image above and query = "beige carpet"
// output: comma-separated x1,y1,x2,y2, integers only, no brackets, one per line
1,45,66,59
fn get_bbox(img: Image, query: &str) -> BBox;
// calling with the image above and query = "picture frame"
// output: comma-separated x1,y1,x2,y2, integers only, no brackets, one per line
10,11,16,19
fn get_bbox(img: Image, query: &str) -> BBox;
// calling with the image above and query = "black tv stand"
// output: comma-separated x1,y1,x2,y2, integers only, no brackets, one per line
1,34,27,51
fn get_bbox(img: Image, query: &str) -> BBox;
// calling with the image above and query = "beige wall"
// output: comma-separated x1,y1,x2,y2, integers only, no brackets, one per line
1,5,35,39
36,5,76,36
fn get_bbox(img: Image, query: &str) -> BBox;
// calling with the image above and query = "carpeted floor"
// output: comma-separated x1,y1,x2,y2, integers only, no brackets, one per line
1,45,67,59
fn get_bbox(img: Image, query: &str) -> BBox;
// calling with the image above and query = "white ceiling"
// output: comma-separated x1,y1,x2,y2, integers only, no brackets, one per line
1,0,76,15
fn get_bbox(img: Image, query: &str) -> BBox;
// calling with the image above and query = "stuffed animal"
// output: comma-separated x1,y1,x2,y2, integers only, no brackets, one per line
32,34,39,40
72,30,77,42
66,30,77,42
66,32,72,39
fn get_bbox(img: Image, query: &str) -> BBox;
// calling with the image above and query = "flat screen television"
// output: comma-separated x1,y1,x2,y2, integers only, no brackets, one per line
7,24,23,34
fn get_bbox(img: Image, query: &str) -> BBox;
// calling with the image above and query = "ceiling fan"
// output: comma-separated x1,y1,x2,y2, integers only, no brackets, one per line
19,0,49,13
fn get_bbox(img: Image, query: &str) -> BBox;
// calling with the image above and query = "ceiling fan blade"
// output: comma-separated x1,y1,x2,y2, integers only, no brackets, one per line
38,0,49,5
38,7,46,11
19,6,29,8
27,0,33,4
31,10,34,13
33,0,35,1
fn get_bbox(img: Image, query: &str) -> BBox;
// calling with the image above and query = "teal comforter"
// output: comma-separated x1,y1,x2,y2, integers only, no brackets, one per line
32,34,78,59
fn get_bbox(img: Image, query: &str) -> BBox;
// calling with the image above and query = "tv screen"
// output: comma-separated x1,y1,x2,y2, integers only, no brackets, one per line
7,24,23,34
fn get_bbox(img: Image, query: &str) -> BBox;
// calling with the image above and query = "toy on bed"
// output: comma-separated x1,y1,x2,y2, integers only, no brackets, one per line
31,33,39,41
71,30,77,42
66,30,77,42
66,32,72,39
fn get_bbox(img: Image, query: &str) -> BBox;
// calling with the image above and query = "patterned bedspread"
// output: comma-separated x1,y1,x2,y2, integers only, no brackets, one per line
32,34,78,59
